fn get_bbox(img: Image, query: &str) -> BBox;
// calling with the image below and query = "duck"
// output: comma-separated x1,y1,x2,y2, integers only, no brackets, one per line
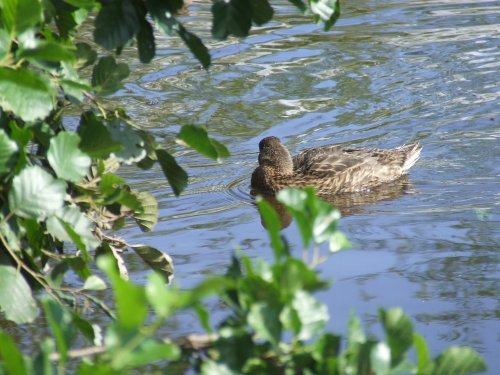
251,136,422,196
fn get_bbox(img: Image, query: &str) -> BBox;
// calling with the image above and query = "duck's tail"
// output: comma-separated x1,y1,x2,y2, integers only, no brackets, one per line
400,142,422,172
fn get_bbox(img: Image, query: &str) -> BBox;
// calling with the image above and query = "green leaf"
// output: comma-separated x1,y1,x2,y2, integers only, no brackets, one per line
132,190,158,232
177,25,211,69
33,339,55,375
433,347,486,375
251,0,274,26
0,128,18,177
347,311,366,346
277,188,313,246
17,42,75,62
212,0,252,40
131,245,174,283
116,339,180,368
46,205,100,253
288,0,307,12
370,342,391,375
0,29,11,60
314,0,341,30
1,0,43,35
93,0,140,50
155,149,188,196
256,197,285,259
77,112,123,158
137,20,155,63
9,165,66,220
0,265,39,324
177,124,230,160
378,308,413,366
291,290,328,340
145,273,178,317
83,275,107,290
0,330,28,375
91,55,130,96
41,297,75,364
75,42,98,70
97,255,147,329
47,131,91,182
248,302,282,347
107,119,146,164
61,79,91,102
414,333,431,374
0,67,55,122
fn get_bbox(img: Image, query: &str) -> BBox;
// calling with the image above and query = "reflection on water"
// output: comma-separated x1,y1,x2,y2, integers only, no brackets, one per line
8,0,500,372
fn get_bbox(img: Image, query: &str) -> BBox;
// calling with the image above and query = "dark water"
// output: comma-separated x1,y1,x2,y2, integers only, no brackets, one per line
7,0,500,372
113,0,500,372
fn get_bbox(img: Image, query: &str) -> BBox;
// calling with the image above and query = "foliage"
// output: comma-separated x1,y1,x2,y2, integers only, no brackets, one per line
0,189,487,374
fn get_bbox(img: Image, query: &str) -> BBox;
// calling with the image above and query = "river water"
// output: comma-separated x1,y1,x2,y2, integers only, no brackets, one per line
5,0,500,372
119,0,500,372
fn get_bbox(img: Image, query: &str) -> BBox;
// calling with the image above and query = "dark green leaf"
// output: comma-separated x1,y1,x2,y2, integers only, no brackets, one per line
212,0,252,40
41,297,75,364
177,25,211,69
132,190,158,232
434,347,487,375
60,79,91,102
137,20,155,63
93,0,140,50
0,128,18,177
91,56,130,96
47,131,91,182
1,0,43,35
0,330,28,375
251,0,274,26
9,165,66,220
248,302,282,347
75,42,98,69
32,339,55,375
0,265,39,324
379,308,413,366
288,0,307,12
17,42,75,62
177,124,230,159
0,67,55,122
155,149,188,196
77,112,123,158
131,244,174,283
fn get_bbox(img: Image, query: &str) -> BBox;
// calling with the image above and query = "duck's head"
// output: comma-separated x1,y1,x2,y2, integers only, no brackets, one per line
258,136,293,174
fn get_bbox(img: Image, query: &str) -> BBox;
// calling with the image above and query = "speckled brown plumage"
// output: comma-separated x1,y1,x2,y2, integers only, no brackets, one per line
251,136,422,196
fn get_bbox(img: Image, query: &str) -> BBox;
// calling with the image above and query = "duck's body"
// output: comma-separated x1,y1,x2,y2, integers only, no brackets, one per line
251,137,422,196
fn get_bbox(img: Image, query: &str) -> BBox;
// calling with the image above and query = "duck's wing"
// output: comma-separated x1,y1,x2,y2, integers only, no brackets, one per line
293,145,370,175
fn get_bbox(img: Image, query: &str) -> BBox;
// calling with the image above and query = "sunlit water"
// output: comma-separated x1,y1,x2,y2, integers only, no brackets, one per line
6,0,500,372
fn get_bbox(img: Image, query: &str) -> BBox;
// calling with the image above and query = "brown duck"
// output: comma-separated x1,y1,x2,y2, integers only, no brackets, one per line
251,136,422,196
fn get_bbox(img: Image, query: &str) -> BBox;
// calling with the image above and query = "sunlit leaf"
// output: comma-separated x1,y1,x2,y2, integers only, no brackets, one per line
0,29,11,60
248,302,281,347
370,342,391,375
83,275,107,291
0,128,18,177
47,131,91,182
107,119,146,164
91,55,130,96
414,333,431,374
93,0,140,49
256,197,285,258
433,347,487,375
17,42,75,62
0,265,39,324
177,124,230,160
177,25,211,69
131,244,174,283
146,273,178,317
46,205,99,253
379,308,413,366
291,290,328,340
0,330,28,375
9,165,66,220
156,149,188,196
1,0,43,35
0,67,55,122
212,0,252,40
137,20,155,63
97,255,147,329
132,190,158,232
